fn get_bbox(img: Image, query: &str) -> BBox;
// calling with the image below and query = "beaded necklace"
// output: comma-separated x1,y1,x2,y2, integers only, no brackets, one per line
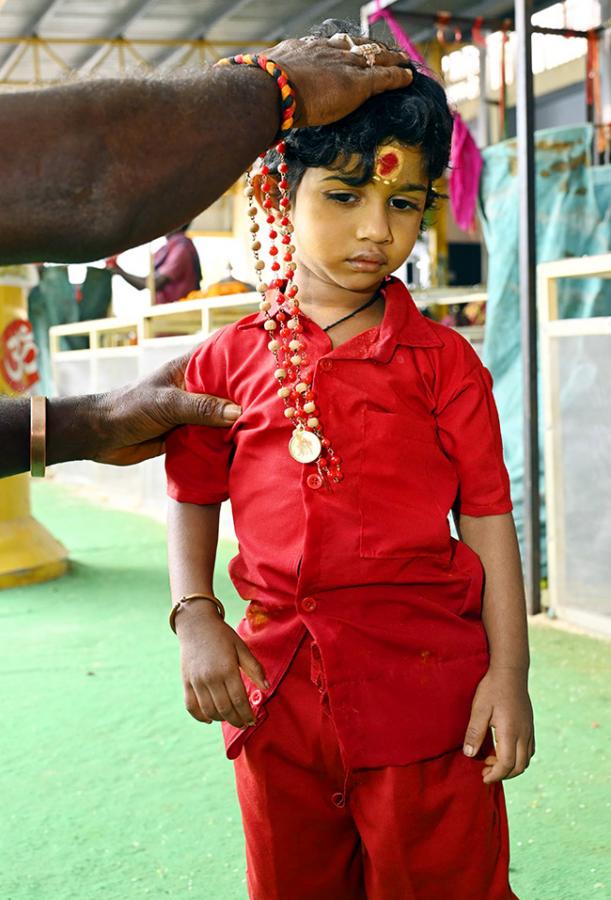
245,140,344,484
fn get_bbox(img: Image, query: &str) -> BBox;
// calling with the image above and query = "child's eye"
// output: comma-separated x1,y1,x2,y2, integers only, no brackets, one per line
390,197,420,211
326,192,358,204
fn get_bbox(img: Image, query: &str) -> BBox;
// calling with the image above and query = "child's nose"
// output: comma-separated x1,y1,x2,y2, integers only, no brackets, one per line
356,206,392,243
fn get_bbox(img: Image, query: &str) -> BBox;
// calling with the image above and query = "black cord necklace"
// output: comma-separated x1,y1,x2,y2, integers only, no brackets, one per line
322,290,382,333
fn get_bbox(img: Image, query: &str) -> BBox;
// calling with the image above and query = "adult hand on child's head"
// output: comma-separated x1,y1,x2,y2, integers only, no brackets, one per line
176,602,269,729
263,35,413,128
89,352,241,466
463,668,535,784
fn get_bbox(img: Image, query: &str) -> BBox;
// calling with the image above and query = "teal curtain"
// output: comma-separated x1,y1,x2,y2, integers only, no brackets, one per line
479,124,611,571
28,266,112,391
28,266,78,395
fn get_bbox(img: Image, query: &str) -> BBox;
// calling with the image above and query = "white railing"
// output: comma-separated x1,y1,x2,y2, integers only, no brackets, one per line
538,253,611,635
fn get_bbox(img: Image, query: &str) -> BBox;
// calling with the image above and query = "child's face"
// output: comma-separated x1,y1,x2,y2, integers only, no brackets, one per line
291,144,428,296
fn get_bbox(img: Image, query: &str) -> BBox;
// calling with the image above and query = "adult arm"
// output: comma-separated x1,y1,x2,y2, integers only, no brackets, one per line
167,498,267,729
0,353,240,478
0,38,412,264
458,512,535,784
108,264,169,293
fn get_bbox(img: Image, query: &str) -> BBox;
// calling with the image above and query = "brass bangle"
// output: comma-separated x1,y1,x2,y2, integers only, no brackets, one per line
30,396,47,478
169,593,226,634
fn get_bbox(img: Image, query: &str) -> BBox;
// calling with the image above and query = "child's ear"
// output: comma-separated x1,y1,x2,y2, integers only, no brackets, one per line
250,172,282,213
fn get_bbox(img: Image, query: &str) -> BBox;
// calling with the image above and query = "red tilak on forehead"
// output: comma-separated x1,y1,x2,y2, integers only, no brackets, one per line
379,152,399,175
373,146,404,182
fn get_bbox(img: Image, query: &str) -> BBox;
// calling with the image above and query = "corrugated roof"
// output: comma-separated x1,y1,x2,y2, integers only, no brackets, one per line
0,0,522,86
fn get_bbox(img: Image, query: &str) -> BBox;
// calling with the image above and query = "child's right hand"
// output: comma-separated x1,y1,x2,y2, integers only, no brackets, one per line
175,602,269,729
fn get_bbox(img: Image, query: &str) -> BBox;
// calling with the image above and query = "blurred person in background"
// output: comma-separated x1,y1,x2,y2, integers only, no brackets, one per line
106,223,202,304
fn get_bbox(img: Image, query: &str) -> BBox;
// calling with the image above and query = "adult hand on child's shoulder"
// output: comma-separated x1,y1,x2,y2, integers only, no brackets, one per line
176,602,269,730
463,667,535,784
88,352,241,466
263,35,413,128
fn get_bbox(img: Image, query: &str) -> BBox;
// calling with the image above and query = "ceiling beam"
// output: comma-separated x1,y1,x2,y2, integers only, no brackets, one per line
153,0,260,69
78,0,160,72
0,0,62,76
262,0,343,45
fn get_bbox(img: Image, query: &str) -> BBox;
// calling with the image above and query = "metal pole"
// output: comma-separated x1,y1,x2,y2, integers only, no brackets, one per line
515,0,541,614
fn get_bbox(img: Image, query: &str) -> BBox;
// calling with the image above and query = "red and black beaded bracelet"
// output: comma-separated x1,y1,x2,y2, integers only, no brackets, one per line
216,53,297,135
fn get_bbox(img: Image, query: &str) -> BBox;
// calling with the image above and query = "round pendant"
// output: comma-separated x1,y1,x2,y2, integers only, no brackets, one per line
288,429,322,464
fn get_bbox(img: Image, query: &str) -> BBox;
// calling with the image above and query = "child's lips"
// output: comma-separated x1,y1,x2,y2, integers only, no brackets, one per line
347,255,387,271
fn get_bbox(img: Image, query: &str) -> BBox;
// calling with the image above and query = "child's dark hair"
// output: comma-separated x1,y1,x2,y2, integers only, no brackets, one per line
265,19,454,222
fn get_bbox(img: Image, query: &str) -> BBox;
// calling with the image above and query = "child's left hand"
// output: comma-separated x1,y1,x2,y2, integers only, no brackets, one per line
463,667,535,784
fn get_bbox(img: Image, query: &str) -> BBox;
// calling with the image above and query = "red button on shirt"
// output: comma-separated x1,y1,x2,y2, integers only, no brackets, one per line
250,690,263,706
301,596,317,612
306,473,323,490
166,277,513,770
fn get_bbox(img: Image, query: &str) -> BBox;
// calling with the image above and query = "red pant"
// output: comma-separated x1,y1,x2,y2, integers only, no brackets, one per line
234,637,517,900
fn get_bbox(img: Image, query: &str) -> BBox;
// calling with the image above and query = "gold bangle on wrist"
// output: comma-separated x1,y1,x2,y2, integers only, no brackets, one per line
169,593,226,634
30,396,47,478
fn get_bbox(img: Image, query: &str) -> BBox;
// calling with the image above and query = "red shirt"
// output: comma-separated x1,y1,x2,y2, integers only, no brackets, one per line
165,277,513,769
154,233,201,304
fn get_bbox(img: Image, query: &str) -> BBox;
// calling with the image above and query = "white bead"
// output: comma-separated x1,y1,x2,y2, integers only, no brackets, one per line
259,300,271,311
295,382,307,394
257,282,268,293
290,354,301,366
307,417,319,428
284,407,296,418
274,367,287,380
289,340,301,351
264,320,277,331
277,387,290,398
287,318,299,330
268,339,280,352
244,186,255,198
304,401,316,414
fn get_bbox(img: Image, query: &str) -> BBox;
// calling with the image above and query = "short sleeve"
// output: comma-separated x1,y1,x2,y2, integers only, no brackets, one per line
165,333,232,505
435,353,512,517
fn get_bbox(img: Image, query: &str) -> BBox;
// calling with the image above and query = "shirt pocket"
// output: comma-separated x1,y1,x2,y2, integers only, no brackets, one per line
359,409,457,559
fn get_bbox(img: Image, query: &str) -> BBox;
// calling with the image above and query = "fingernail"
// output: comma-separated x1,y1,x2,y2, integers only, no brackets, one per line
463,744,475,757
222,403,242,421
263,680,270,690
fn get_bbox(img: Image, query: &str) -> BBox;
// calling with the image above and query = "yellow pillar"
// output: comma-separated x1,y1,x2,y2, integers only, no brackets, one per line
0,271,67,589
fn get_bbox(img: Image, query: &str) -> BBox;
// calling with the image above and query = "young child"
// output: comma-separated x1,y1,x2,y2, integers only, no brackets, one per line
165,24,534,900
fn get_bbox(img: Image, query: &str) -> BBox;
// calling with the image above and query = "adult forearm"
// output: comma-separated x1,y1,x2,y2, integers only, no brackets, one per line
0,394,102,477
114,268,148,291
0,66,278,265
459,513,530,675
0,396,30,477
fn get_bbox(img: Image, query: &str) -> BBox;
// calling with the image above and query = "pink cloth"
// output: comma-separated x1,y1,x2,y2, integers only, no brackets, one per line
153,233,201,304
369,2,483,232
449,114,484,232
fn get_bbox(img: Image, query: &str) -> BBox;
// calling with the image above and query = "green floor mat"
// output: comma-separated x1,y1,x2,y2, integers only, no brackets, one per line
1,481,609,899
